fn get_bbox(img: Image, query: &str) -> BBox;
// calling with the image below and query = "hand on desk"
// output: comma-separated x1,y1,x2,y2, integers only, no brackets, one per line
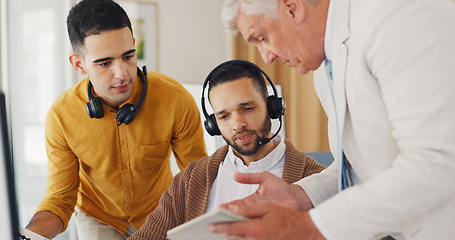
210,172,324,240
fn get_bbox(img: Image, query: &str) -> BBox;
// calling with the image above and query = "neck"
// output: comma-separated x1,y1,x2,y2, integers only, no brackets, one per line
308,0,330,35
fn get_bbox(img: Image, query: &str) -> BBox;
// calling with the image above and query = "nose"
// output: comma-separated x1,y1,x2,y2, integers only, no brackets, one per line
113,60,127,80
258,46,277,65
232,113,247,132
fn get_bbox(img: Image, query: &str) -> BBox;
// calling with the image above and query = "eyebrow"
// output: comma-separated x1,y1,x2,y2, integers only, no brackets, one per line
92,49,136,63
245,33,254,43
214,101,255,116
244,25,260,43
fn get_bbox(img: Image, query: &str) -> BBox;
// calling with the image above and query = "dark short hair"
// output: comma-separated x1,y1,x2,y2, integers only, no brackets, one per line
67,0,132,55
207,63,268,102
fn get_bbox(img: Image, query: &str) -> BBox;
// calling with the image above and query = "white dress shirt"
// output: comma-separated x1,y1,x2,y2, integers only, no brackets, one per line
205,136,285,212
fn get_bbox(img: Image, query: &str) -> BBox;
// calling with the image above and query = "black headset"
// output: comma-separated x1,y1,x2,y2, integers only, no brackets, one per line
86,66,148,125
201,60,286,145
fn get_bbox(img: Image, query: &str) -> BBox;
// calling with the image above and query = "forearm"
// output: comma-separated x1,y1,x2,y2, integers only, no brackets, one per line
26,211,64,239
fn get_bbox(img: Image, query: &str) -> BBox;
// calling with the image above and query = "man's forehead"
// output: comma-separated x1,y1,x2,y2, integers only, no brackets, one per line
236,13,268,42
236,13,257,33
210,78,264,106
82,28,134,59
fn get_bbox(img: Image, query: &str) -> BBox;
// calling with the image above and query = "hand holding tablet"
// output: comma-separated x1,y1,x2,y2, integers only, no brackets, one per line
166,208,249,240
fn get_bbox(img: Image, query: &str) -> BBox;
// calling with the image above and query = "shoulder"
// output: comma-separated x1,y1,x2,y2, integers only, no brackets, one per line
282,140,326,182
180,145,229,178
349,0,452,38
147,71,191,96
47,79,87,116
283,140,325,170
283,140,307,159
145,71,197,108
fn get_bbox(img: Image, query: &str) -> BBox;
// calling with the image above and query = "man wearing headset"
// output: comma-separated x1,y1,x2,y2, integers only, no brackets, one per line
127,60,326,240
24,0,207,239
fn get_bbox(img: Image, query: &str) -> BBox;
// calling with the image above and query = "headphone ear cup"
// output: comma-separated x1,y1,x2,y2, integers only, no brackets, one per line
267,96,285,119
86,97,104,119
116,103,136,125
204,114,221,136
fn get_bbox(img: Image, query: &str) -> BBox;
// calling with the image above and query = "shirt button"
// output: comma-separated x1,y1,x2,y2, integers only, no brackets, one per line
128,205,132,210
123,165,128,170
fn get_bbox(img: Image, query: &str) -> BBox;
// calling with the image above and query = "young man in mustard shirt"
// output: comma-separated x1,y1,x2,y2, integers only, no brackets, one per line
24,0,207,239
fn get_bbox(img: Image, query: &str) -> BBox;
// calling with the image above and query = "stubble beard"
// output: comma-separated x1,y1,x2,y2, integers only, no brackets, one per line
223,116,272,156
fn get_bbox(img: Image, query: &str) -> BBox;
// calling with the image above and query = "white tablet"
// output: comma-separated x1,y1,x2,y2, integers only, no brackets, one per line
166,208,249,240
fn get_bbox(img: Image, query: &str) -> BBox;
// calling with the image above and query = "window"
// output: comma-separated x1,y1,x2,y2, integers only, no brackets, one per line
4,0,76,239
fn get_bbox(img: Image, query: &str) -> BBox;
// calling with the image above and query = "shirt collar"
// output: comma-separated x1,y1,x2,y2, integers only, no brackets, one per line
324,0,334,61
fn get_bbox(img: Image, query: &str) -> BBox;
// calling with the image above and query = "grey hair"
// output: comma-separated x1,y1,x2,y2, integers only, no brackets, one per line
221,0,320,33
221,0,279,33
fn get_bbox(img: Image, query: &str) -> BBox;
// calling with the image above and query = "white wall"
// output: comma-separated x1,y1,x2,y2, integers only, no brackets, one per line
150,0,233,84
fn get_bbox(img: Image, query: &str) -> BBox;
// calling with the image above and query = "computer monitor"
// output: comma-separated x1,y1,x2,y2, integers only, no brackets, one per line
0,91,19,239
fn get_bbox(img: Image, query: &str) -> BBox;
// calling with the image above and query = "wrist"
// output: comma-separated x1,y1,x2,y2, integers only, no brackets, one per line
290,184,314,211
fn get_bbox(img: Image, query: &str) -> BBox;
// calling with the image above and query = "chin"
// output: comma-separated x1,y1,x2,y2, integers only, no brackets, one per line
295,66,310,75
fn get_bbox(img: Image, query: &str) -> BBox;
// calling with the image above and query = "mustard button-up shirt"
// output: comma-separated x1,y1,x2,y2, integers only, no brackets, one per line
36,71,207,233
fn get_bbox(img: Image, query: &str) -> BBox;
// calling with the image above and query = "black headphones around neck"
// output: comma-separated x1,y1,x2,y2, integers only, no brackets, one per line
86,66,148,125
201,60,286,145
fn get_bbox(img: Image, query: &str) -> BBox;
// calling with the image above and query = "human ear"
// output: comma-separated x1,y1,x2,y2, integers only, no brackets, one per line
69,54,87,75
283,0,305,24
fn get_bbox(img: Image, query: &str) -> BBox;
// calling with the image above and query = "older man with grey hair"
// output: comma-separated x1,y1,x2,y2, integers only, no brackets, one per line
210,0,455,239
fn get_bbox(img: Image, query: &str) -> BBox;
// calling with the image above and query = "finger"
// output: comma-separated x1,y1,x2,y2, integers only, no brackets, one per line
225,236,245,240
225,235,253,240
219,199,247,209
228,202,273,219
233,172,271,185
